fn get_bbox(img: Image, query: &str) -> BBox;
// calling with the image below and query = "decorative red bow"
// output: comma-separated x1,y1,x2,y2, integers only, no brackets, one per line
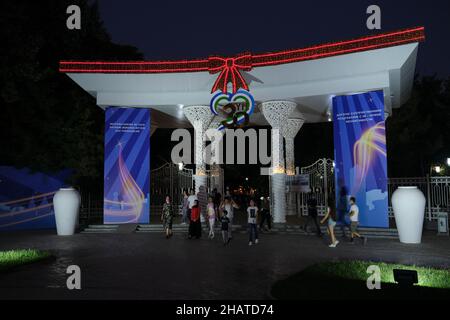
208,53,252,94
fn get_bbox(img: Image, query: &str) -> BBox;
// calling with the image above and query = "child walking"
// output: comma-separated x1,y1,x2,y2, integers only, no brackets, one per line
207,197,216,239
247,199,259,246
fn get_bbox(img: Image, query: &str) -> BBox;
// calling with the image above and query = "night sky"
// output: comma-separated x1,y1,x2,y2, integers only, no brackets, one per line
97,0,450,77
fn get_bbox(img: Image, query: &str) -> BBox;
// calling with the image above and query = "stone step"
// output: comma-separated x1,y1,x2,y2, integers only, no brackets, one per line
87,224,119,229
81,224,119,234
81,229,118,233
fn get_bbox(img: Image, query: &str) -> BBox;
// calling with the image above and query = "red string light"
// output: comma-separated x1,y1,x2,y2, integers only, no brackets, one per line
59,26,425,93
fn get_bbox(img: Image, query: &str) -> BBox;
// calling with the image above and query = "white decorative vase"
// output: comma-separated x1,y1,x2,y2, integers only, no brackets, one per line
392,186,425,244
53,187,80,236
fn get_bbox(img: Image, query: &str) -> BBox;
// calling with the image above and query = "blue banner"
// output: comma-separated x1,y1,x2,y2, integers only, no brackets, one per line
333,90,388,228
104,107,150,224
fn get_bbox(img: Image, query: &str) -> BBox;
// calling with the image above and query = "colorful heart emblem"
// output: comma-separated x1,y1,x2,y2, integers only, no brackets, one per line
210,89,255,130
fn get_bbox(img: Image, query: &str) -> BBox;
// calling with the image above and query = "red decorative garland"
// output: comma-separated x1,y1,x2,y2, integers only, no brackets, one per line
59,26,425,94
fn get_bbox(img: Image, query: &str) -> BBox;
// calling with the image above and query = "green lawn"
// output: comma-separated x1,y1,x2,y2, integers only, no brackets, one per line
0,249,51,272
271,260,450,299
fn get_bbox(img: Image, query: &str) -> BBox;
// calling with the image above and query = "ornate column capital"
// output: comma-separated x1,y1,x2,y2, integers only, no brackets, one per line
183,105,214,177
283,118,305,139
183,105,214,130
259,100,297,128
260,100,297,174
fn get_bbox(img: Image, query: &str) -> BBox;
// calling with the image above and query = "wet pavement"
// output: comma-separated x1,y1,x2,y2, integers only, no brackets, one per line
0,230,449,299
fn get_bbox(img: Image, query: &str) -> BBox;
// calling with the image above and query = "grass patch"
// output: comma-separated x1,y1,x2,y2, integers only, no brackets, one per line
271,260,450,300
0,249,51,272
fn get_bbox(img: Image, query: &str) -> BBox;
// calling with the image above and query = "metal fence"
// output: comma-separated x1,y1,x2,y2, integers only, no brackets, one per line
80,158,449,224
294,159,450,220
79,162,226,224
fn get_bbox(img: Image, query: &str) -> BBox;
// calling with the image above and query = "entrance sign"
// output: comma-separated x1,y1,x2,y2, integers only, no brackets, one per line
288,174,311,193
333,90,388,228
104,107,150,224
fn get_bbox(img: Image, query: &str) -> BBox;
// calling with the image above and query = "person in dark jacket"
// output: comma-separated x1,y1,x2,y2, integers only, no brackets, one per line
303,194,322,236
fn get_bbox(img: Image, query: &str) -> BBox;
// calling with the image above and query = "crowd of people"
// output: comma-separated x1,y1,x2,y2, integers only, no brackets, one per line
161,187,366,248
161,187,271,246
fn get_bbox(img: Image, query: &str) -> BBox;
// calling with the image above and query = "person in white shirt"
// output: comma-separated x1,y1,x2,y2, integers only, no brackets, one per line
349,196,366,244
247,199,259,246
187,189,197,222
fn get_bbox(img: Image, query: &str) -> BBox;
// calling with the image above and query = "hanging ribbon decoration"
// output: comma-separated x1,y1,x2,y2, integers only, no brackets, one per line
208,53,252,94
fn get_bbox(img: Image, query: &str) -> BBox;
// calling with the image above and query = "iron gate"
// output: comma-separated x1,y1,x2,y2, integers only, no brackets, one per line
298,158,335,216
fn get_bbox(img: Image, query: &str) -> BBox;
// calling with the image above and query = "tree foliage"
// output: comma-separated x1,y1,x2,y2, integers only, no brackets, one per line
387,76,450,177
0,0,142,189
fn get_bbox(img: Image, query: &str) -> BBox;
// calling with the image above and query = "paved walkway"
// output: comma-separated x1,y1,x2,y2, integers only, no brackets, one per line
0,230,449,299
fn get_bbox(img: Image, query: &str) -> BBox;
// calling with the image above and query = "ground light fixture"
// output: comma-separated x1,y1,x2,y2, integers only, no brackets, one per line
393,269,418,287
434,166,441,174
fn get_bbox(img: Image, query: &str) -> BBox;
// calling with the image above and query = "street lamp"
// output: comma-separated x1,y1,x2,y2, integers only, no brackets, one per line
434,166,441,174
447,158,450,167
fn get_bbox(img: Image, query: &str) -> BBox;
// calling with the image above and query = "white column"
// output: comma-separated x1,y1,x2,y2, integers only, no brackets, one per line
260,100,296,223
283,118,305,216
183,106,214,193
207,116,224,194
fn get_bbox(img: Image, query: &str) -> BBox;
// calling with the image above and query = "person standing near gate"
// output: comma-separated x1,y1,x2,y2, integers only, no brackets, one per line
220,210,231,245
247,199,259,246
187,189,197,222
181,189,189,224
337,185,350,238
197,185,208,225
161,195,174,239
259,196,271,232
220,196,239,243
303,194,322,236
207,196,216,239
188,200,202,239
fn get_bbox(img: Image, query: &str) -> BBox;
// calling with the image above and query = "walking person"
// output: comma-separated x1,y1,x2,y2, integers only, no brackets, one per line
303,194,322,236
213,188,222,222
321,197,339,247
181,189,189,224
188,200,202,239
220,196,239,243
349,196,366,244
207,196,216,239
259,196,271,232
247,199,259,246
337,185,350,237
197,185,208,225
161,195,174,239
220,210,231,245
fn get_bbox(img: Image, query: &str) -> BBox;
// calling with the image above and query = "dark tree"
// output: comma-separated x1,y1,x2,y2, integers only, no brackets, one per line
386,76,450,177
0,0,142,190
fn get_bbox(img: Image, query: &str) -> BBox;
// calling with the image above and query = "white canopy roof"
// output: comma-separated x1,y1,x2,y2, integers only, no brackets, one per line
64,35,421,128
